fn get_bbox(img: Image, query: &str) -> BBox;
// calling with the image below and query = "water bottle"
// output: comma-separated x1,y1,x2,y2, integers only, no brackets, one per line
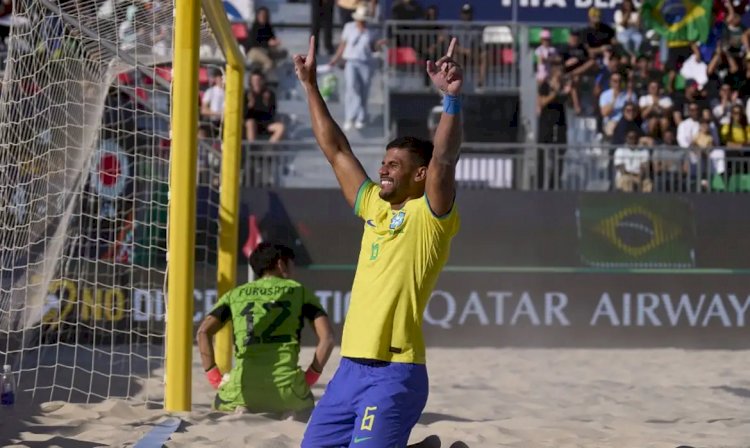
1,365,16,407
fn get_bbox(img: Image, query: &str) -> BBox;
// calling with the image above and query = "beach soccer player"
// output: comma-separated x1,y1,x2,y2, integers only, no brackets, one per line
293,35,463,446
196,242,335,415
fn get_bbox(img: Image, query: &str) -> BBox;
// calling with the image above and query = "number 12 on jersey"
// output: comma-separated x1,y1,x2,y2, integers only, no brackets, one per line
240,300,293,345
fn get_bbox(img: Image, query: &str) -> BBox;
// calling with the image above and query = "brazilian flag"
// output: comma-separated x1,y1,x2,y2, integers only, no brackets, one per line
576,195,696,269
641,0,713,43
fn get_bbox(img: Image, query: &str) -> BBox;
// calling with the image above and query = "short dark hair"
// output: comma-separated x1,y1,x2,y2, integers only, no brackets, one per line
385,136,434,167
249,242,295,277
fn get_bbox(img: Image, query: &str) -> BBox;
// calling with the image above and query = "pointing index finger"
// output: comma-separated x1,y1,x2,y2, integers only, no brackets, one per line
307,35,316,62
446,37,457,58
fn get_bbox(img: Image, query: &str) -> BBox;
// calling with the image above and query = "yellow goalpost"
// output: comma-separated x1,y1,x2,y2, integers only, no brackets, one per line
166,0,243,412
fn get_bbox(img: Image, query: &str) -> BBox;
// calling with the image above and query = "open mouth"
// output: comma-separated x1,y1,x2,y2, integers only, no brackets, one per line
380,178,394,188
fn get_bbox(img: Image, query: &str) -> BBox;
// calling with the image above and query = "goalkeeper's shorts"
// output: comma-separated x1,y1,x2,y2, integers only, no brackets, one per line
213,364,314,413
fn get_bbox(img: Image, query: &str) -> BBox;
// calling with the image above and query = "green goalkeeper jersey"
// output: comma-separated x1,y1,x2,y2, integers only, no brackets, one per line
209,276,326,386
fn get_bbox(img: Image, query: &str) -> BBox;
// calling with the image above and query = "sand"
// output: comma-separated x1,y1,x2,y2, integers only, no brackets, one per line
1,347,749,447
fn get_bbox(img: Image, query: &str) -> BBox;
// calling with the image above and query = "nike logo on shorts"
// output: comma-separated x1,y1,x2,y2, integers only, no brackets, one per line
353,436,373,443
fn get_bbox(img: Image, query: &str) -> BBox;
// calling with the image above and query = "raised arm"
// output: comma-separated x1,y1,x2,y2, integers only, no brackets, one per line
424,37,463,216
294,36,368,208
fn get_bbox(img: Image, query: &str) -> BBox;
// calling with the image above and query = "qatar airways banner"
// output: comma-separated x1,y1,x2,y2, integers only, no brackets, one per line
35,190,750,349
38,269,750,349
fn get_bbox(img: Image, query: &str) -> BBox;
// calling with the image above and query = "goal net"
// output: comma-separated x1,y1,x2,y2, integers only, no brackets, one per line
0,0,228,407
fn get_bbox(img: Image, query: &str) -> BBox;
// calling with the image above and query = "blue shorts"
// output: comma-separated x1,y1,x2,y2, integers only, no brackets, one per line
301,357,428,448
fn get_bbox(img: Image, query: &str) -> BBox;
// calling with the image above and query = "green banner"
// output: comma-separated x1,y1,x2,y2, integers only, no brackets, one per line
576,195,696,268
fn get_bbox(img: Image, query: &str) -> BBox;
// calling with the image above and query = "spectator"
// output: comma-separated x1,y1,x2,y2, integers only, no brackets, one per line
720,104,750,149
690,121,721,190
418,6,448,87
612,102,643,145
720,11,750,60
391,0,424,20
614,0,642,57
639,80,674,124
245,71,285,143
714,0,750,25
712,83,741,124
614,130,651,192
559,31,594,114
693,119,716,148
537,63,570,189
201,70,225,136
535,29,557,83
244,7,286,74
582,7,616,60
677,102,702,147
311,0,335,56
707,46,741,92
328,4,385,130
735,60,750,100
337,0,376,24
599,72,637,137
593,50,621,98
391,0,425,48
673,80,709,124
679,43,708,89
631,55,661,97
451,3,488,89
560,31,595,77
652,130,689,191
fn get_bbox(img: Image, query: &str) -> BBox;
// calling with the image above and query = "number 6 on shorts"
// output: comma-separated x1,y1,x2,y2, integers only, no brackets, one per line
360,406,377,431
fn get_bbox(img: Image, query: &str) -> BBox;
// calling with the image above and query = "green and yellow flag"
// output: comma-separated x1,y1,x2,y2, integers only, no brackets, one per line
641,0,713,43
576,195,696,269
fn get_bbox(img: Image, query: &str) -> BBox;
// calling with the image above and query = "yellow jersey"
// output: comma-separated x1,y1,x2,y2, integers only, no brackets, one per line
340,180,460,364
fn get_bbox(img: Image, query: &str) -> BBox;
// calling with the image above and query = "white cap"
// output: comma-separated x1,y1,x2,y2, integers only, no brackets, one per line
3,365,10,372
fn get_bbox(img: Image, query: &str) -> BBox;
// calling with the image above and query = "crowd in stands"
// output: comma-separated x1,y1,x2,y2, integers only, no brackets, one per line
535,2,750,192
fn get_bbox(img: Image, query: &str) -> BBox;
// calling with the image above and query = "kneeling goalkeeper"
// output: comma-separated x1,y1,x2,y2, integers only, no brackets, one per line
197,242,335,414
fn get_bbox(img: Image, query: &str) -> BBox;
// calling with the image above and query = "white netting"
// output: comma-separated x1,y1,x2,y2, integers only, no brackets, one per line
0,0,225,406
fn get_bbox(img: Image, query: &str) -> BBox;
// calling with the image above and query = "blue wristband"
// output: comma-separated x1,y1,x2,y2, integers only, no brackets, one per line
443,94,461,115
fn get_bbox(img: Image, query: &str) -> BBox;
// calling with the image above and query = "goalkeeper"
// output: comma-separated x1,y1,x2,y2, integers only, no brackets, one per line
197,242,335,414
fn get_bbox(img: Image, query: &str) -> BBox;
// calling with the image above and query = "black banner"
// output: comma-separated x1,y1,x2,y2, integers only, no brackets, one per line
36,190,750,349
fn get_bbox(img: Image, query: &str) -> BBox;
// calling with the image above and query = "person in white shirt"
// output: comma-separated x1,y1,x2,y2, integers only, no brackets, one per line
639,80,673,118
713,83,741,125
201,70,225,135
677,102,701,148
535,29,557,83
327,5,385,131
614,0,642,56
614,130,651,192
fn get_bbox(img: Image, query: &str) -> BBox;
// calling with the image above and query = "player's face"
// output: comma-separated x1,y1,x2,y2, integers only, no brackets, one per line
378,148,425,203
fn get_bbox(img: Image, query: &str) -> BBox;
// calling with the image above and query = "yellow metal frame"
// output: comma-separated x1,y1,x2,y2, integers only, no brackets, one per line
202,0,245,375
166,0,244,411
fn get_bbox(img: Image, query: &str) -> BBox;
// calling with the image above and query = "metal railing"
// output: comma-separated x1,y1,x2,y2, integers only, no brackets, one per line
383,20,521,93
204,139,750,193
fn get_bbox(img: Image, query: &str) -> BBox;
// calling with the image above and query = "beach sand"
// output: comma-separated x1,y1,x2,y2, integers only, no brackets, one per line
1,347,749,447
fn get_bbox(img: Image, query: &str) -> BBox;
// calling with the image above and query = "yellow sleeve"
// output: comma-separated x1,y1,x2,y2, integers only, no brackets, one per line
353,179,381,219
417,194,460,237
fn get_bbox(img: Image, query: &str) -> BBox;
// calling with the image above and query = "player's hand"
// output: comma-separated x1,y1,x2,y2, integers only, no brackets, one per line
206,365,222,389
293,36,318,88
304,365,321,386
426,37,463,96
